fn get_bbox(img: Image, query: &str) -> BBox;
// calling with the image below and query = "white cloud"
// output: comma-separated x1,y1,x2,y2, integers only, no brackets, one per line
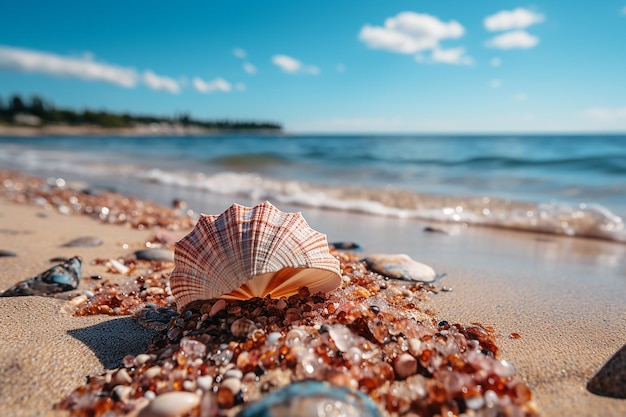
235,82,246,92
484,8,545,31
0,44,137,87
359,12,465,54
192,77,232,93
490,57,502,67
514,92,528,102
233,47,246,59
243,62,256,74
490,78,502,88
487,30,539,49
142,70,180,93
581,107,626,122
431,47,473,65
621,6,626,15
272,54,319,75
336,63,346,72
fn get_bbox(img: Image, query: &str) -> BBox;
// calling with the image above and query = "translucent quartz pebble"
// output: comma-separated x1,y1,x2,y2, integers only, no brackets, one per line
237,380,382,417
328,324,355,352
587,343,626,399
134,248,175,262
180,338,207,360
231,318,257,338
138,391,201,417
363,254,439,283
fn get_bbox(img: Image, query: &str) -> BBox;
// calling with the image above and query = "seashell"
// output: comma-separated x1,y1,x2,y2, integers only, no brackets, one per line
171,201,341,310
0,256,82,297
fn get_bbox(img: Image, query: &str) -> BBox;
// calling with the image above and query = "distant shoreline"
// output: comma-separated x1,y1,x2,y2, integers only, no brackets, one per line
0,123,282,137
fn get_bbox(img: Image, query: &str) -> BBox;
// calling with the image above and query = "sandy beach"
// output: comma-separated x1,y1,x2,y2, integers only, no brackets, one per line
0,172,625,416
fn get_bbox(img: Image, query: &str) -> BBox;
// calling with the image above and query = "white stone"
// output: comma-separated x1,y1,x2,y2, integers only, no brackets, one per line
138,391,200,417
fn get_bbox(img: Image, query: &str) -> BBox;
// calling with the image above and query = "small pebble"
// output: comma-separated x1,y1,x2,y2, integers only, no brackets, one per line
209,299,227,317
134,354,152,367
112,385,133,403
61,236,103,247
138,391,200,417
196,375,213,391
221,377,242,395
0,250,17,257
408,338,422,357
394,353,418,379
329,241,363,250
230,318,256,338
266,332,282,346
143,366,162,379
134,248,175,262
114,368,132,385
224,368,243,380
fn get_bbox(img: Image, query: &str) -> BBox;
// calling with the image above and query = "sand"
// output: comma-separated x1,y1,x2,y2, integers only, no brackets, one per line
0,188,625,416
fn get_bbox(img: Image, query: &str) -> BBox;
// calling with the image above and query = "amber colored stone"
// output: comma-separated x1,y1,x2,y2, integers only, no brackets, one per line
359,376,379,392
93,397,113,414
447,354,465,371
376,362,395,383
513,382,532,402
297,286,311,299
216,387,235,408
428,381,447,403
509,332,521,339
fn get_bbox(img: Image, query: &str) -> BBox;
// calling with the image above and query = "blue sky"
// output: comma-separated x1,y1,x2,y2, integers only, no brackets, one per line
1,1,625,133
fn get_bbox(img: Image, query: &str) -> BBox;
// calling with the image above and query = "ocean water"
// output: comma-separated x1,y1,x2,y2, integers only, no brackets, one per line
1,134,625,242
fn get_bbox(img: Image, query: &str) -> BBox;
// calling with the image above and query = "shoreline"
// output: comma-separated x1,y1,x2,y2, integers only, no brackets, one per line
0,170,625,416
0,124,282,137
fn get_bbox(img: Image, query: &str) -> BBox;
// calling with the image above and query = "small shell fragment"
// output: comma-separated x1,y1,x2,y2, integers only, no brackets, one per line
364,253,440,283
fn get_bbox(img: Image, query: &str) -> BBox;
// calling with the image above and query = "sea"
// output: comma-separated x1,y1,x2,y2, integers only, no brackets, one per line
1,134,625,242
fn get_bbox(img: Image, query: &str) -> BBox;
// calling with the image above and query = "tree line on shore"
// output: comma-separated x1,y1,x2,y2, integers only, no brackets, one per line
0,94,282,131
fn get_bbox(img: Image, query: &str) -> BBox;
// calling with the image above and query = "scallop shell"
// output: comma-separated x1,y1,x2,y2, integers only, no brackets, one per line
171,201,341,310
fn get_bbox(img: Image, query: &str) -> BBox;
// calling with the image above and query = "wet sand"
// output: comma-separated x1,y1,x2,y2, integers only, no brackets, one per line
0,188,625,416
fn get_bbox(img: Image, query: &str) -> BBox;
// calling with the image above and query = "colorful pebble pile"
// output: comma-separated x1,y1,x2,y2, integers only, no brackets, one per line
59,250,537,417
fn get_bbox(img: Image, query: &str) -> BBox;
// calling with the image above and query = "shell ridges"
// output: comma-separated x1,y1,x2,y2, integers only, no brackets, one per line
171,201,341,310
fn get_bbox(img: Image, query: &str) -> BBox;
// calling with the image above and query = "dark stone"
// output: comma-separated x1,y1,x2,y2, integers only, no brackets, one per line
329,242,363,250
587,344,626,399
134,248,175,262
61,236,103,247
